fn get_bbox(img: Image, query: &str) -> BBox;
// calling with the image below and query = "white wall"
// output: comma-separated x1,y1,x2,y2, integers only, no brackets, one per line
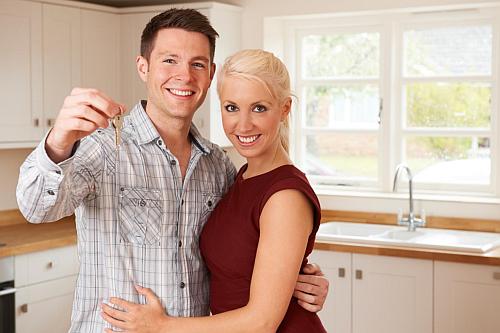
239,0,500,49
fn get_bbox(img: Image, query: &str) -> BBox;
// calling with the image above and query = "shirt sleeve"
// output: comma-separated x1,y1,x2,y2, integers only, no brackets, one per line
16,132,105,223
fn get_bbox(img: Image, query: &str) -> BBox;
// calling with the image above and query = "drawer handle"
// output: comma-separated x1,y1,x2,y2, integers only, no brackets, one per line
20,304,28,313
338,267,345,278
494,272,500,280
355,269,363,280
47,261,54,269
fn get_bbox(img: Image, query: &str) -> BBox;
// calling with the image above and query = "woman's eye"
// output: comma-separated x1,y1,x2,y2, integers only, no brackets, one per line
224,104,238,112
253,105,267,113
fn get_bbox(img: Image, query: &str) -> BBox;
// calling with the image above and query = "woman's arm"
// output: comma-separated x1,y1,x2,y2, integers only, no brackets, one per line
102,188,314,333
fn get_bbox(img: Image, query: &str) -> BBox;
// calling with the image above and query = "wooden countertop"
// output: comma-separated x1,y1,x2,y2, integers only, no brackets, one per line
0,212,76,257
1,209,499,266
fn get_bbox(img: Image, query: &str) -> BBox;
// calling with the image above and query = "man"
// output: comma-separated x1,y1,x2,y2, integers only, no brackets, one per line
16,8,328,332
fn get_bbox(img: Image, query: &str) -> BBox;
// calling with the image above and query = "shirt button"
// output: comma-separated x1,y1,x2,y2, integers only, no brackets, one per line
207,200,213,207
180,282,185,289
55,170,61,175
181,199,184,205
47,190,55,195
157,139,163,146
178,240,182,247
139,199,146,207
170,160,177,166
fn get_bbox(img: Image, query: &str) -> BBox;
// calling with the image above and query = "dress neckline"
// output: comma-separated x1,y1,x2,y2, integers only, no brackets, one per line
237,163,296,183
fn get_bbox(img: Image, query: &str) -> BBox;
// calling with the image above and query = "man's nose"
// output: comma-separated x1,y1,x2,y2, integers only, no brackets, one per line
174,63,193,82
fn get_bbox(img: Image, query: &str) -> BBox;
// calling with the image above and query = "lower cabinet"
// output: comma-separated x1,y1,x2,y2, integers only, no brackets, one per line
310,250,433,333
14,245,78,333
434,261,500,333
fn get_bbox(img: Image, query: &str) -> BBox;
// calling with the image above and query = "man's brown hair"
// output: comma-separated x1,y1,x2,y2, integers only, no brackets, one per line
141,8,219,63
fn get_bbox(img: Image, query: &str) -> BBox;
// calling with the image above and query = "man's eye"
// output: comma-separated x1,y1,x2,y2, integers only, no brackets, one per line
253,105,267,113
163,59,175,64
193,62,206,69
225,104,238,112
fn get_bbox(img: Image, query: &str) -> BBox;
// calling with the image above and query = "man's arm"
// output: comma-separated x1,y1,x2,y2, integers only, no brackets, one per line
16,88,123,223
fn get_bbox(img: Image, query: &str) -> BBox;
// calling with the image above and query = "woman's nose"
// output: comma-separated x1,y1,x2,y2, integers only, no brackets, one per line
237,112,253,132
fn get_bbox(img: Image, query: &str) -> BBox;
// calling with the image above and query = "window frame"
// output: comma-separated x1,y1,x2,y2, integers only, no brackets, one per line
285,6,500,198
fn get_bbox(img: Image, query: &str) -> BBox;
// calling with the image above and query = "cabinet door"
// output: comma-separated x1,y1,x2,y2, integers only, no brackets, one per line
43,4,81,128
309,250,351,333
0,1,43,144
434,261,500,333
82,9,120,101
352,254,433,333
16,275,77,333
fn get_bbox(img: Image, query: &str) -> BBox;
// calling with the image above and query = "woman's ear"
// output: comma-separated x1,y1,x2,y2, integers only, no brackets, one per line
136,56,149,82
281,97,292,120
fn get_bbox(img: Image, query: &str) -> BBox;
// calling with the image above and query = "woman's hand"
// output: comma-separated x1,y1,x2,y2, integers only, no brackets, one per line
101,285,168,333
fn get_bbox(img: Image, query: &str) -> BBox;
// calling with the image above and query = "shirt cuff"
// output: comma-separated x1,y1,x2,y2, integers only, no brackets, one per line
35,130,80,177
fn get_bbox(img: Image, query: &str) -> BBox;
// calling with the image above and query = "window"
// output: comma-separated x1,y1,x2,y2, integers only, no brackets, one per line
289,6,499,196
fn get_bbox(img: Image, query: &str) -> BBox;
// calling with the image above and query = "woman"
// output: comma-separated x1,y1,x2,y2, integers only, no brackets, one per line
102,49,327,333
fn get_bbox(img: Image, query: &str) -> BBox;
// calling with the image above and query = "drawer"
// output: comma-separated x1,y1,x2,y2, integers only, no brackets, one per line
15,245,78,287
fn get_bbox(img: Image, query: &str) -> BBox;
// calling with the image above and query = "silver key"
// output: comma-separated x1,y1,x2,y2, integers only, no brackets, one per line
111,107,124,148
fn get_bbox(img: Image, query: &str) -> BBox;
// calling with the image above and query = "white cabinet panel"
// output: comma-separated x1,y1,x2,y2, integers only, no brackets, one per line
310,250,351,333
352,254,433,333
0,0,43,144
43,4,81,126
435,261,500,333
82,9,120,101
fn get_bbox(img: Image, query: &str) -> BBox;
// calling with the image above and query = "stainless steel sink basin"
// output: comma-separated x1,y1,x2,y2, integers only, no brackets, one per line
317,221,500,253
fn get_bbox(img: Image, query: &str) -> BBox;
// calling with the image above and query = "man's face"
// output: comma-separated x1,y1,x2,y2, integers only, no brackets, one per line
137,28,215,121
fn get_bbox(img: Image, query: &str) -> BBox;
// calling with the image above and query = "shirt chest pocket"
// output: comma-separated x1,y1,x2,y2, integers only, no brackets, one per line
200,192,223,224
119,187,163,245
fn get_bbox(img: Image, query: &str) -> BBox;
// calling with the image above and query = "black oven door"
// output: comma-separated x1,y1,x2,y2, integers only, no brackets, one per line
0,281,15,333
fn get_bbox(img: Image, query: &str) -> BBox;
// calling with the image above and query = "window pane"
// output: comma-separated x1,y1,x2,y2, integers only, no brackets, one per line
406,136,490,185
404,25,492,76
405,82,491,128
302,32,379,78
305,133,378,179
305,85,380,128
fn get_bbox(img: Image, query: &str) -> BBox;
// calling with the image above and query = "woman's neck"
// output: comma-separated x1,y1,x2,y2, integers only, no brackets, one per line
243,144,292,179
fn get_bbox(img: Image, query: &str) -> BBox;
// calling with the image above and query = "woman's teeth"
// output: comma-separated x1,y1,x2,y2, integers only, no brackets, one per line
238,135,259,143
169,88,193,96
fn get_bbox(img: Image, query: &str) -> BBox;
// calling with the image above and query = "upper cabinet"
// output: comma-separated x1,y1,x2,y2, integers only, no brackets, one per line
43,4,81,128
0,1,239,148
81,9,120,101
0,1,43,146
119,3,241,147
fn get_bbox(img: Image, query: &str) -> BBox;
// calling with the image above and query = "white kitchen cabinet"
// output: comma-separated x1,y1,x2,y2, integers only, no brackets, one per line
309,250,352,332
352,253,433,333
82,8,120,101
434,261,500,333
311,250,433,333
119,3,242,147
15,245,79,333
0,0,43,146
43,4,81,127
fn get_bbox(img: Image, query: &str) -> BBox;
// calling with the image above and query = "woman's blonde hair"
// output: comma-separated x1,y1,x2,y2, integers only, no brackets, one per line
217,49,292,152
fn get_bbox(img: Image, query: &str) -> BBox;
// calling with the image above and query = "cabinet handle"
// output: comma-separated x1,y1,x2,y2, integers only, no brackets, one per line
338,267,345,278
20,304,28,313
47,261,54,269
47,118,54,127
494,272,500,280
355,269,363,280
33,118,39,127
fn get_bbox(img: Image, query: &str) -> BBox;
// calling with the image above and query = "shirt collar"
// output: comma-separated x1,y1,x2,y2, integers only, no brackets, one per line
128,101,212,155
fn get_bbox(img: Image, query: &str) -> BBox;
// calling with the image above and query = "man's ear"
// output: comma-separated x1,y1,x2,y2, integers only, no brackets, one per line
136,56,149,82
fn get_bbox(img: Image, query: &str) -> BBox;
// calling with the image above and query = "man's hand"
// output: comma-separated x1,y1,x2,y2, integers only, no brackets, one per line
46,87,125,163
294,263,329,312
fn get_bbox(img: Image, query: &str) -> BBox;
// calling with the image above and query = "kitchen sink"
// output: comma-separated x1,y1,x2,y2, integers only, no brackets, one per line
317,221,500,253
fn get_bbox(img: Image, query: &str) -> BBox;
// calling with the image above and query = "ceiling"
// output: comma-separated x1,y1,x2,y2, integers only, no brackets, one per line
78,0,238,7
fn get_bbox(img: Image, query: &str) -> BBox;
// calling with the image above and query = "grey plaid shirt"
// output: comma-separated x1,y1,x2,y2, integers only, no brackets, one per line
17,102,236,332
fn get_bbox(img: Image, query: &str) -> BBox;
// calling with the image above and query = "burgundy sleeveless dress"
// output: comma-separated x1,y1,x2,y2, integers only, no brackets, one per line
200,164,327,332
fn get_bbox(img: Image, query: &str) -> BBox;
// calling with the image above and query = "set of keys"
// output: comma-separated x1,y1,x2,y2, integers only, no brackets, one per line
111,107,124,148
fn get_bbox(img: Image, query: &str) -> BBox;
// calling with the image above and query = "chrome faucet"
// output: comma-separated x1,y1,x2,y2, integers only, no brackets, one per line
392,164,425,232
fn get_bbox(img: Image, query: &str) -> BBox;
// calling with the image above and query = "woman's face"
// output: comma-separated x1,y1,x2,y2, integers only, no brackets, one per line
219,76,290,161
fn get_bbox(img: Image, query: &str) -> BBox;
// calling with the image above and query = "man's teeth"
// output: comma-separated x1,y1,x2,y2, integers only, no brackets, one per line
238,135,259,143
169,89,193,96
